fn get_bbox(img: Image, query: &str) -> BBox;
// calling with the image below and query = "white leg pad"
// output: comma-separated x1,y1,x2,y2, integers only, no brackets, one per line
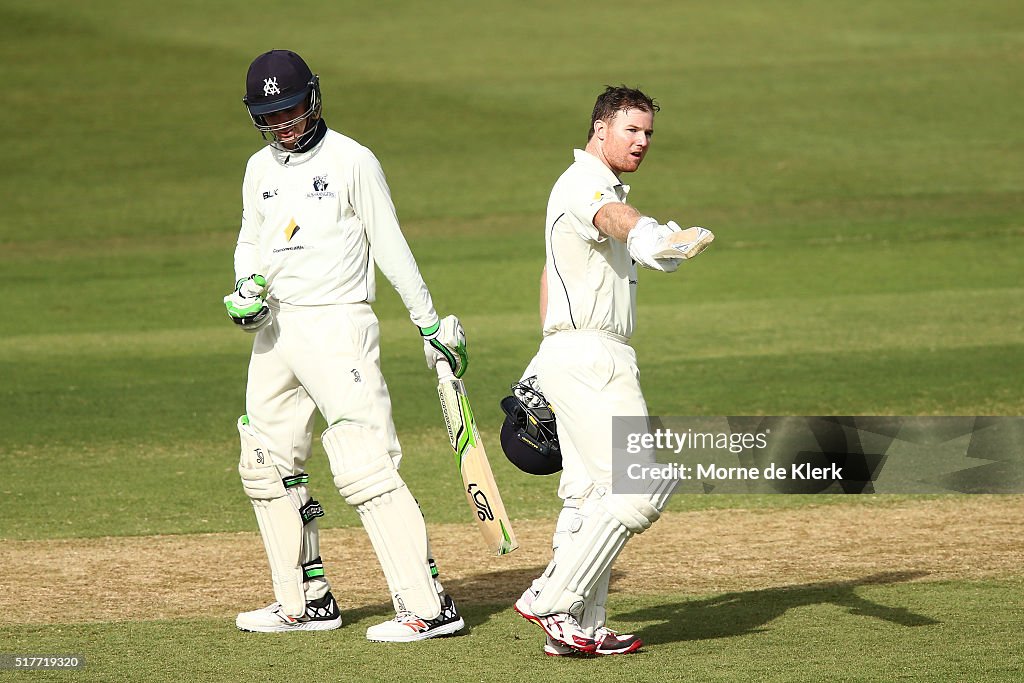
238,417,305,618
530,489,663,618
322,423,441,620
581,567,610,635
531,500,611,634
529,500,583,596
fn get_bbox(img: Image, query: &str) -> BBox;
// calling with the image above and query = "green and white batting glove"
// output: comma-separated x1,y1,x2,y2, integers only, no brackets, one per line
224,274,272,333
420,315,468,378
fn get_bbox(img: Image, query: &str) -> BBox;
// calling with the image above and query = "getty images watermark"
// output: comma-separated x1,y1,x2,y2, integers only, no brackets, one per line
611,416,1024,495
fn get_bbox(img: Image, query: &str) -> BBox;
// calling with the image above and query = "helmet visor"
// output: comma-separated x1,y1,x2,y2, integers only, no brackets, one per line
247,89,309,116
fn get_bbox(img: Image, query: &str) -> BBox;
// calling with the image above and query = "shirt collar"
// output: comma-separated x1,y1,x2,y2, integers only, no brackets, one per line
573,149,629,193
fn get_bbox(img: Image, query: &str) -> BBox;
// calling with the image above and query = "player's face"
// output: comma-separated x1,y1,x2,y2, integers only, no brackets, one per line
263,102,311,150
597,108,654,175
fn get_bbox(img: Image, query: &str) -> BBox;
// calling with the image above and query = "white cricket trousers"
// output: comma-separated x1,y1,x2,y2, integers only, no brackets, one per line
245,302,402,476
535,330,649,500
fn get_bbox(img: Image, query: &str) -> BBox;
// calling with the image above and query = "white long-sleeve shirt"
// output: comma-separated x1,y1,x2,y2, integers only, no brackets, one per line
543,149,638,340
234,126,438,328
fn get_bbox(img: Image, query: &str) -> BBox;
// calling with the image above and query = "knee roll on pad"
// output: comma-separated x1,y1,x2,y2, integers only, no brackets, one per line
336,457,402,506
322,422,403,505
239,420,287,500
237,416,305,617
605,493,661,534
321,422,441,619
530,491,662,618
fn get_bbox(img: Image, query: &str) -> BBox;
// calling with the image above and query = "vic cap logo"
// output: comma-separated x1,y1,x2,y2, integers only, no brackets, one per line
263,77,281,96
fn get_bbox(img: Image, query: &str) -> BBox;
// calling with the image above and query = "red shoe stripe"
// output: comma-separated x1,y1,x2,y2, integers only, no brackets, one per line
514,604,597,654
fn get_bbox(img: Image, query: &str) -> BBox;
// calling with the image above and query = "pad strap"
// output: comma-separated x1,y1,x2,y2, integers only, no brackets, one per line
283,473,310,488
299,498,325,525
303,556,325,582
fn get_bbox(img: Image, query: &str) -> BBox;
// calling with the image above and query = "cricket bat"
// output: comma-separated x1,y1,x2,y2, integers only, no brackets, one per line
436,364,519,555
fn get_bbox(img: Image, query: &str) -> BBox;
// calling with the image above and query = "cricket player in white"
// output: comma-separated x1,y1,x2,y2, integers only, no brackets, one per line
224,50,466,641
513,86,714,656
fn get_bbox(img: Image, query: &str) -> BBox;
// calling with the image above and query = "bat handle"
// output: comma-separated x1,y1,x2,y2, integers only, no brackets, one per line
435,363,456,382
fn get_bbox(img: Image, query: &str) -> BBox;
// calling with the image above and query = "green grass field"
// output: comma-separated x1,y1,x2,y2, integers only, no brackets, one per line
1,1,1022,680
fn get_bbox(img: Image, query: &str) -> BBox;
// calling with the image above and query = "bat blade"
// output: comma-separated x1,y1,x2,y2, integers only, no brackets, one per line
437,374,518,555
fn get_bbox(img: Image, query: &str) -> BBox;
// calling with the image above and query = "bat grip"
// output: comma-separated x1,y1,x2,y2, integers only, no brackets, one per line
435,363,456,382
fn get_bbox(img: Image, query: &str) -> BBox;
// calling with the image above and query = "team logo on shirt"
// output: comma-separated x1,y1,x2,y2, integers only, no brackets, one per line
307,174,335,201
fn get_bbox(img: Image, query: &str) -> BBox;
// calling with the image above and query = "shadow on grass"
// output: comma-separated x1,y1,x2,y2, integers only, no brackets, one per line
615,571,940,644
337,565,549,632
333,570,939,643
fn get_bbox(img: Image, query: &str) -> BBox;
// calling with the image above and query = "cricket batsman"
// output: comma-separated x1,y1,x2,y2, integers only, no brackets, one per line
224,49,466,641
513,85,714,655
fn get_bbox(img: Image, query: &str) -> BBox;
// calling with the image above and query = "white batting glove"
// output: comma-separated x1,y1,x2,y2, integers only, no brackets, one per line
652,221,715,261
224,274,272,333
420,315,468,378
627,218,680,271
627,218,714,272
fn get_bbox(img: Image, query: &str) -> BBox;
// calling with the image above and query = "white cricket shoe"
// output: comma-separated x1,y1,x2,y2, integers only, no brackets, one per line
543,627,643,656
365,594,465,642
513,589,597,654
236,591,342,633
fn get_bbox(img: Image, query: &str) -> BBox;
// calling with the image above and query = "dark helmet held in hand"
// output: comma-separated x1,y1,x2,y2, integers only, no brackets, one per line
500,377,562,475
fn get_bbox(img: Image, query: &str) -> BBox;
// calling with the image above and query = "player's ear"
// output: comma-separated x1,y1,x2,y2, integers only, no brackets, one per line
593,119,607,141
